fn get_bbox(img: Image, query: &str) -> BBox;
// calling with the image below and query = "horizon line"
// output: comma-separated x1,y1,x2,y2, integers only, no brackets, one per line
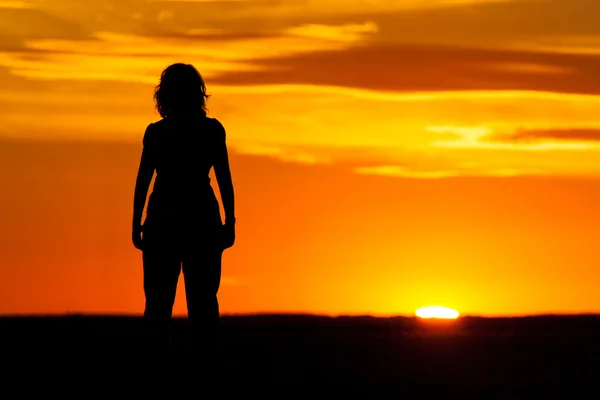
2,311,600,319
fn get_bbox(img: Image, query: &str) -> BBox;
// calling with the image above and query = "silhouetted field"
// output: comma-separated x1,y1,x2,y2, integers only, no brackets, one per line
1,314,599,396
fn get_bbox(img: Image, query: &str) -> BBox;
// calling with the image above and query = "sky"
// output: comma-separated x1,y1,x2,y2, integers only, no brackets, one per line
2,0,600,317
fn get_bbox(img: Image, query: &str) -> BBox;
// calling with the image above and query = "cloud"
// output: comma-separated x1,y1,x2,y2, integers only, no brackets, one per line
350,143,600,179
211,43,600,95
427,125,492,143
2,0,600,96
353,165,539,179
487,128,600,143
354,0,600,49
1,0,599,51
0,20,378,83
428,125,600,151
354,165,463,179
284,21,378,42
0,6,91,46
233,138,600,179
147,0,517,18
232,142,331,165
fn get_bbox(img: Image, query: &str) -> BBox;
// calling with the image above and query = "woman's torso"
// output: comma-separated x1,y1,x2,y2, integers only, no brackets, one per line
144,115,222,232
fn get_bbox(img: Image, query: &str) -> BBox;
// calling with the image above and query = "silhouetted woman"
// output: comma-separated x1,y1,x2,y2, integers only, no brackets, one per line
131,63,235,365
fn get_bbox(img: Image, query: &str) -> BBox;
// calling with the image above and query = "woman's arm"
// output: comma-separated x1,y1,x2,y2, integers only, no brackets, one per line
214,122,235,224
132,146,155,228
132,124,157,250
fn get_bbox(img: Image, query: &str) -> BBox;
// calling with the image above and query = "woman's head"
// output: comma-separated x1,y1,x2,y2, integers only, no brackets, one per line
154,63,210,118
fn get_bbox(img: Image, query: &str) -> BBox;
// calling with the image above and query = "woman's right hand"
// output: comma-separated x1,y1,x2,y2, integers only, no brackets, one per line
132,223,144,250
221,220,235,250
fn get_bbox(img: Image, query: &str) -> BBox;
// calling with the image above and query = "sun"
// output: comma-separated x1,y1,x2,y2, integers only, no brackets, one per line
415,306,460,319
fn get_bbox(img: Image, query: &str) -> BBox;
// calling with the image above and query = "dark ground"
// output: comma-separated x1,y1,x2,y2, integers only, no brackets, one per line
1,314,599,397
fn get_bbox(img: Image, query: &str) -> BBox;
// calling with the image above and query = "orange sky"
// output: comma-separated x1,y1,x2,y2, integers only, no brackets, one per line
2,0,600,317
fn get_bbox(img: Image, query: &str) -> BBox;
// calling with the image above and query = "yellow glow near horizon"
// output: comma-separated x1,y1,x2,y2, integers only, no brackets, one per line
416,306,460,319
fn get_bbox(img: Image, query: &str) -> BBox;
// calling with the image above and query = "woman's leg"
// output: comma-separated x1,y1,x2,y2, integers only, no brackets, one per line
142,245,181,357
181,242,222,365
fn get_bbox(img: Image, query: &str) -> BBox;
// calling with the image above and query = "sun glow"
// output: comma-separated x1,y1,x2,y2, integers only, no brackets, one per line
415,306,460,319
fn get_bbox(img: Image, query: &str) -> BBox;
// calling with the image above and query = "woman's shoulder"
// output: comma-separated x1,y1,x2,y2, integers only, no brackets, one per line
206,116,224,128
206,117,226,139
144,118,168,131
142,119,166,146
150,118,169,129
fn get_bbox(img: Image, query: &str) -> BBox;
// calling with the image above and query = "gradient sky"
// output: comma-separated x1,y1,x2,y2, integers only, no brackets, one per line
2,0,600,317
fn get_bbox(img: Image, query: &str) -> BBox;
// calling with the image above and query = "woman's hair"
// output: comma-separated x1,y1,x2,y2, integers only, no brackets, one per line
153,63,210,118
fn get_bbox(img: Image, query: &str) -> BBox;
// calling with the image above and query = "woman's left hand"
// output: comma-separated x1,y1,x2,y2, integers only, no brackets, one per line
132,224,144,250
221,220,235,250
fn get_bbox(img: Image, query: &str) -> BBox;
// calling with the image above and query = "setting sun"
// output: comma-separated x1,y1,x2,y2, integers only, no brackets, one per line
415,306,460,319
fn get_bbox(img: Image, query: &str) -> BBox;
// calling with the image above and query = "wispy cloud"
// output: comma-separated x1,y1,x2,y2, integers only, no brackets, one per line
145,0,518,18
2,0,600,96
354,165,464,179
284,21,378,42
0,20,378,83
211,43,600,95
487,128,600,143
429,125,600,150
353,165,539,179
232,142,330,165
